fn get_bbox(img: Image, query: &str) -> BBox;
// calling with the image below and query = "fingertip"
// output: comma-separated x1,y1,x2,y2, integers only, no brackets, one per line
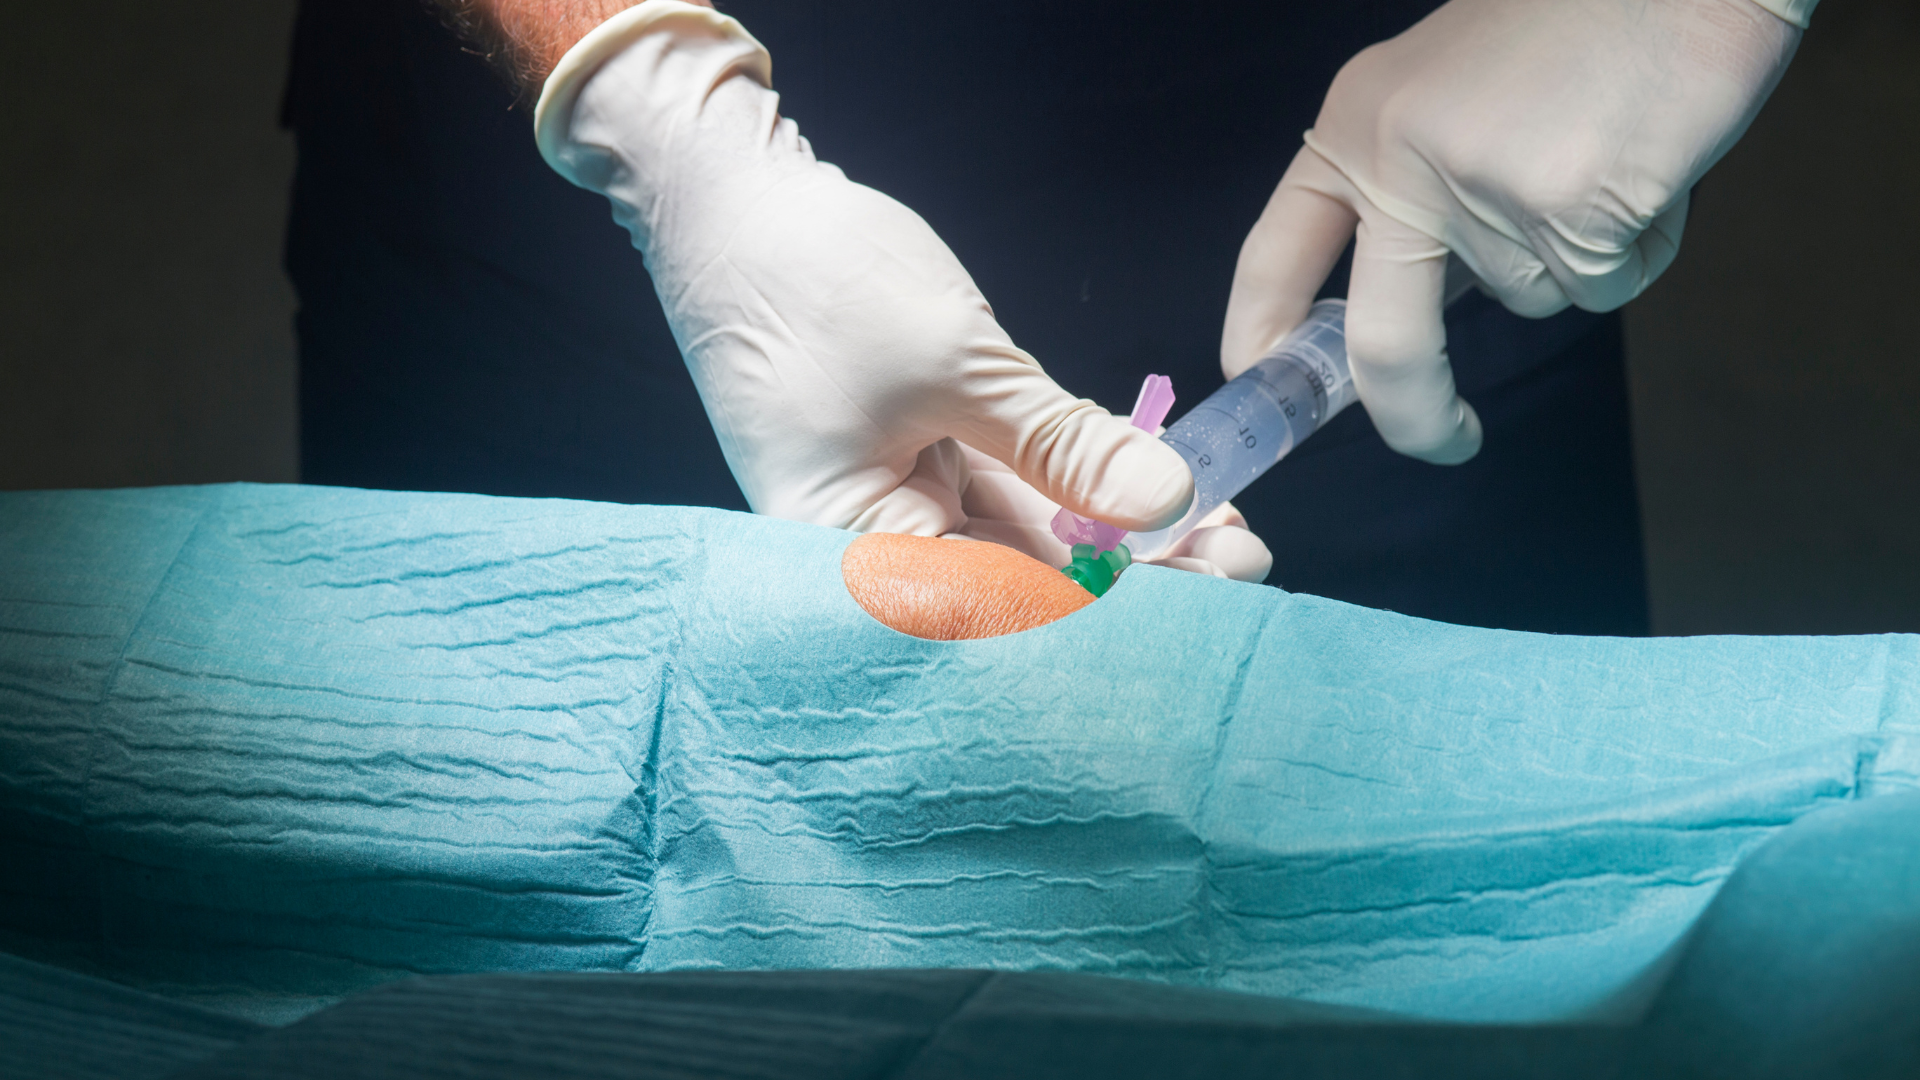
1103,429,1195,531
1451,399,1484,462
1389,396,1483,465
1163,523,1273,583
964,374,1195,535
1346,214,1489,466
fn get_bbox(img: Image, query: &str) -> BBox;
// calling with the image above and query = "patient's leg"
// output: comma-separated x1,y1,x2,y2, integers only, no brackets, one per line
842,534,1095,640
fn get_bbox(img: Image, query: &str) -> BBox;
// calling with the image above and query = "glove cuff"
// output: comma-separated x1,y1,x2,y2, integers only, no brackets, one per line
1744,0,1817,30
532,0,772,184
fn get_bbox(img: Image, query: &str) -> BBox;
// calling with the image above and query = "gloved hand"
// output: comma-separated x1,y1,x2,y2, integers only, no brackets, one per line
533,0,1193,545
956,441,1274,583
1222,0,1806,464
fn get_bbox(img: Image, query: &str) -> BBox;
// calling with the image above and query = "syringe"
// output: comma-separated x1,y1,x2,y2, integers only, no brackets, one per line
1054,298,1355,566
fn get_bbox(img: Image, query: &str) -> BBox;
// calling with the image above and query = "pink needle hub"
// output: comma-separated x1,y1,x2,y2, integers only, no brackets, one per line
1050,374,1176,555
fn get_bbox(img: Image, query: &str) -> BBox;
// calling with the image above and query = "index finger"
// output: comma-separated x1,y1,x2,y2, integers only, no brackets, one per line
1222,146,1361,380
1345,210,1482,464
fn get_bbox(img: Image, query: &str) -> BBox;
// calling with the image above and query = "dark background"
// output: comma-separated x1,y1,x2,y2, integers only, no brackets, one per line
2,0,1915,635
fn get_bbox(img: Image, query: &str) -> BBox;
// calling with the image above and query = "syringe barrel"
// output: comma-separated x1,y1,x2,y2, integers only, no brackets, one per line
1125,299,1355,562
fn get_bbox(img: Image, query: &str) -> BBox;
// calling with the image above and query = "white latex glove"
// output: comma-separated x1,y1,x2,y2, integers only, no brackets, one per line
1222,0,1806,464
956,442,1274,583
533,1,1193,543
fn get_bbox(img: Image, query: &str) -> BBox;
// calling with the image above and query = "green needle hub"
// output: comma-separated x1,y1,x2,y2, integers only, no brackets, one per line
1061,543,1132,598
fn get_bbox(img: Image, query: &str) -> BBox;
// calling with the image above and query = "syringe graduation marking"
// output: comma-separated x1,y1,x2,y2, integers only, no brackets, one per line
1122,299,1353,563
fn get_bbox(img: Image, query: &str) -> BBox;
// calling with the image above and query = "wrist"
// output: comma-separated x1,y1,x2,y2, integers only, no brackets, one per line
511,1,713,90
532,0,772,198
433,0,717,93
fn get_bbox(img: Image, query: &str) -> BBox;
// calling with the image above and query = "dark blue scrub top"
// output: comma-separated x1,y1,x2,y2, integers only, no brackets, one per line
283,0,1648,635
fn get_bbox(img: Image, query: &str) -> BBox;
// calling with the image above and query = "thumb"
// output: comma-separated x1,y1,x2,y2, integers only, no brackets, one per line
1346,211,1482,464
950,359,1193,533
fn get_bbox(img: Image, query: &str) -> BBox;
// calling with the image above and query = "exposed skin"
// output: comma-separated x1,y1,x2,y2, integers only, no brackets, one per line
842,533,1097,641
429,0,700,91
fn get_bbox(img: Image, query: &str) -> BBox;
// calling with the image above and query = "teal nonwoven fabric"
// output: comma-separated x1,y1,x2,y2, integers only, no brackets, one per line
1,484,1916,1022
